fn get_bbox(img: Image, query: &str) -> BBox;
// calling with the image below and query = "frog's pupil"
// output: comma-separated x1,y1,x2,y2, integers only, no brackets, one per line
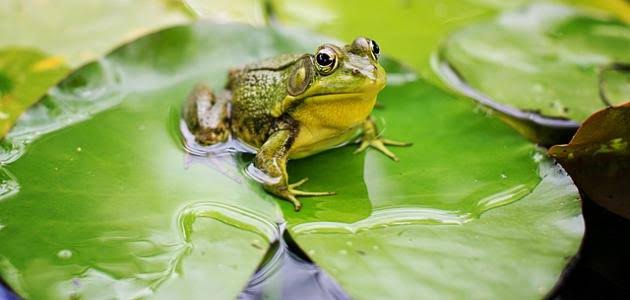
317,53,333,66
371,40,380,55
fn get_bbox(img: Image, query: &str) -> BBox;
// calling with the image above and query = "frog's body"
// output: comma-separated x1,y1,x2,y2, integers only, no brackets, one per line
184,37,410,210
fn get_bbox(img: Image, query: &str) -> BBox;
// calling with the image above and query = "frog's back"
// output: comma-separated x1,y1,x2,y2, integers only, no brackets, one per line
244,53,303,70
228,54,302,146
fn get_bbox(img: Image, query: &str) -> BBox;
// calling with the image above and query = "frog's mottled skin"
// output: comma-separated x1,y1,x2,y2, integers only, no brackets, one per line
184,37,410,210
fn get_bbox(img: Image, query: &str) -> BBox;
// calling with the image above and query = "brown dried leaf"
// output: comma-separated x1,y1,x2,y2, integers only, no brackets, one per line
550,102,630,218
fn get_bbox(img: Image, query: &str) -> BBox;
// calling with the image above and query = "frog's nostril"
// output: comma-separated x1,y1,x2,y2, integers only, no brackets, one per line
352,69,360,75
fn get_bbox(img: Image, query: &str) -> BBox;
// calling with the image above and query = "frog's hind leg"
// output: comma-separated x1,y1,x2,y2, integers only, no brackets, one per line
184,84,231,145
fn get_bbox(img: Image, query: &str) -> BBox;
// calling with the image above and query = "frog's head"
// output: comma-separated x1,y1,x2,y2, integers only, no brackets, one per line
287,37,386,101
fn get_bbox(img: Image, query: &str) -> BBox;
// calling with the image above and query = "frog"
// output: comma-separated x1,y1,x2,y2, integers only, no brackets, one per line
184,37,410,211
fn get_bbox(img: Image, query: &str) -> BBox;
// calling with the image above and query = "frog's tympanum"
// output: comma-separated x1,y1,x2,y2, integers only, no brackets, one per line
184,37,410,211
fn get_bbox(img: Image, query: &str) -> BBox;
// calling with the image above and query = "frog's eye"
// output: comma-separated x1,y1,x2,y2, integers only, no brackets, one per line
369,39,380,60
315,48,337,75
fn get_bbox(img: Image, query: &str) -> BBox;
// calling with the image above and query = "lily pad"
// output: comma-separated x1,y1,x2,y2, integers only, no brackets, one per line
439,3,630,144
0,22,583,299
282,80,583,298
0,48,69,138
268,0,628,84
269,0,525,83
0,0,192,67
0,1,195,140
550,102,630,219
183,0,268,25
0,23,305,299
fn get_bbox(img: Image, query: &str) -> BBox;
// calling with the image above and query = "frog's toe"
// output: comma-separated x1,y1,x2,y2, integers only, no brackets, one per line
285,194,302,211
354,138,411,162
266,180,334,211
285,188,335,211
382,139,412,147
290,189,336,197
289,178,309,189
354,140,370,153
288,179,335,197
371,140,400,162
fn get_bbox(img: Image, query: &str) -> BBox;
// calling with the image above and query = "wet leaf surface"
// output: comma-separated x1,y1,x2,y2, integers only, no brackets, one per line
0,0,194,139
0,23,302,299
269,0,629,84
440,4,630,128
270,0,522,83
550,102,630,219
0,22,583,299
284,80,583,298
0,0,192,67
0,48,69,138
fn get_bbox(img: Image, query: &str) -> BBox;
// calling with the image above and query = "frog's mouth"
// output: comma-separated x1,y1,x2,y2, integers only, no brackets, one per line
303,92,368,103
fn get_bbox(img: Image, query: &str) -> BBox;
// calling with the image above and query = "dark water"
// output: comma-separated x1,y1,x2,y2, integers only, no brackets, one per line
238,230,349,300
0,281,17,300
547,194,630,299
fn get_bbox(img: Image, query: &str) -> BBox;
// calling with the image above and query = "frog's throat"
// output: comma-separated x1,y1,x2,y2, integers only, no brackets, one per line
272,92,377,117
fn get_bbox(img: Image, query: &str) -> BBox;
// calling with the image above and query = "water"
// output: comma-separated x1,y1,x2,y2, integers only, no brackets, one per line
0,284,17,300
239,228,349,300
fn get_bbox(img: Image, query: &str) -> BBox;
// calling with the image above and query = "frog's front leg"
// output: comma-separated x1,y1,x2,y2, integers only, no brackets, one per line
355,117,412,162
254,117,334,211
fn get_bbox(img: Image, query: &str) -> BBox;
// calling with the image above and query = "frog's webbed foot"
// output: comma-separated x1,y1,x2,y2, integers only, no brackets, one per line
254,119,335,211
261,174,336,212
355,117,412,162
354,138,411,162
275,178,335,211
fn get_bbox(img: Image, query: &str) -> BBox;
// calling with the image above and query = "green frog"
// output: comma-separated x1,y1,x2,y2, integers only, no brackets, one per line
184,37,410,211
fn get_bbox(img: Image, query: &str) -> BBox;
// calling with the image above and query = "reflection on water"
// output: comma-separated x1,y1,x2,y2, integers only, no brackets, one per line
178,119,255,158
239,227,349,300
177,201,280,244
178,118,276,186
471,184,531,217
0,284,17,300
292,207,469,235
0,167,19,201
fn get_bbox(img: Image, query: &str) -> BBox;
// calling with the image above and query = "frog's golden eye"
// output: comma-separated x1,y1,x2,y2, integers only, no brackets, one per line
369,39,380,60
315,47,337,75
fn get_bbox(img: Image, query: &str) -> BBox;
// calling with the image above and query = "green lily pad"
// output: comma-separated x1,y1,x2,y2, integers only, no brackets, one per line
282,80,583,298
0,22,583,299
269,0,525,83
0,1,195,140
268,0,627,84
439,3,630,144
0,48,69,138
0,0,192,67
183,0,269,25
0,23,305,299
288,159,582,299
